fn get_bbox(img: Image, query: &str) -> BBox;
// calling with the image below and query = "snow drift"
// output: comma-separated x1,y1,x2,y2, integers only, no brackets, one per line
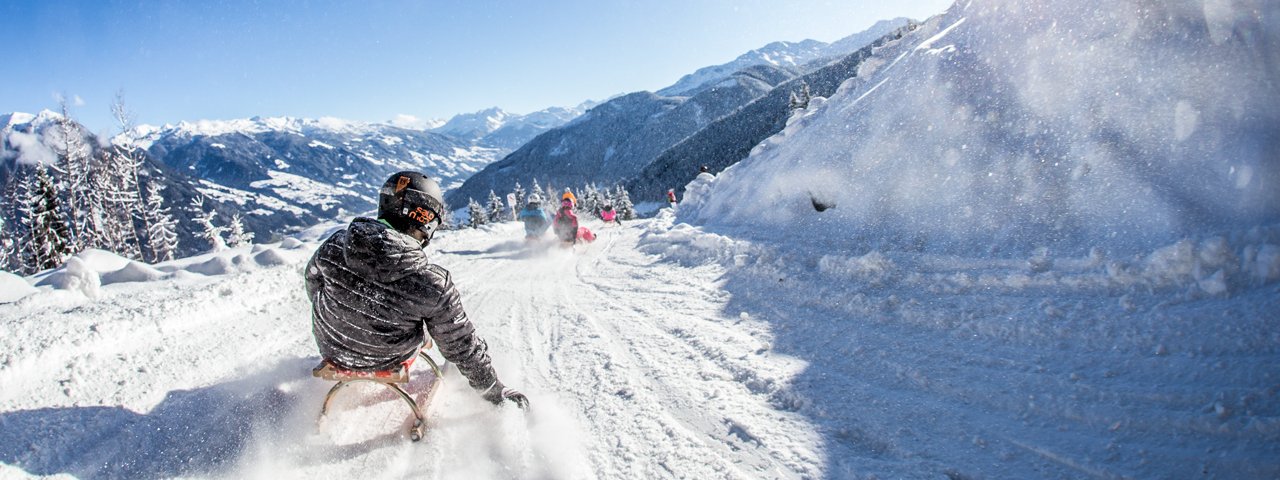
680,0,1280,258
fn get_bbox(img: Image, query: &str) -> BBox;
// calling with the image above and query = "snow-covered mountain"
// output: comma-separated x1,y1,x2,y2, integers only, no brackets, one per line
431,107,514,141
448,18,912,207
446,65,797,207
139,115,500,193
136,115,504,248
475,102,599,150
1,110,291,259
657,18,910,97
681,0,1280,259
2,112,508,258
628,22,917,201
431,103,596,149
2,110,91,168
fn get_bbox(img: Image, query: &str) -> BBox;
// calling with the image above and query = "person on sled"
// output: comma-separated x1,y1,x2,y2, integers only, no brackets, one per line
518,199,550,239
552,198,595,245
600,204,619,225
305,171,528,409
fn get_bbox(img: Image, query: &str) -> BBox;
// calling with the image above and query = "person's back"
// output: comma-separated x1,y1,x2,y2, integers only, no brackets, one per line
553,199,578,244
518,201,549,238
307,218,449,370
601,205,617,223
306,171,528,408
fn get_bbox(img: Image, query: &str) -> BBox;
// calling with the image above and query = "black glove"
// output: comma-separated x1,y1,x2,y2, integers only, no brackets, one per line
482,381,530,409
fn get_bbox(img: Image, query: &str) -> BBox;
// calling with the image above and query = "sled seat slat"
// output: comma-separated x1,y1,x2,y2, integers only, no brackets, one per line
312,355,416,384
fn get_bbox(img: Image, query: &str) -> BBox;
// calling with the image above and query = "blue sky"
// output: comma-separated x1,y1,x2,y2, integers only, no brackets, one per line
1,0,952,134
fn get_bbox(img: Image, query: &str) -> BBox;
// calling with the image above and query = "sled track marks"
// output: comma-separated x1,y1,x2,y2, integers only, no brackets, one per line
442,222,822,478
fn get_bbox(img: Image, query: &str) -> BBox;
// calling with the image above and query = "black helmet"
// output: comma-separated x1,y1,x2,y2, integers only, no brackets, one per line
378,171,445,244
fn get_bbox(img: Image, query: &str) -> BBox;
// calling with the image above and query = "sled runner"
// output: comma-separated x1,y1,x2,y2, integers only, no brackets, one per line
312,341,446,441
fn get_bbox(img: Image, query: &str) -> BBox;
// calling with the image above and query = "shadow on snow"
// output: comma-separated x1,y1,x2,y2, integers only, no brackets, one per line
0,357,323,480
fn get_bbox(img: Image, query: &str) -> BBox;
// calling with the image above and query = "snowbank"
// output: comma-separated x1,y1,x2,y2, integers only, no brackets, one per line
681,0,1280,257
0,271,36,303
21,242,315,300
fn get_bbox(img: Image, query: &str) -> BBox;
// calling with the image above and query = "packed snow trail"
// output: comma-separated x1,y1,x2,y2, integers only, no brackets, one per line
0,218,824,479
430,221,821,479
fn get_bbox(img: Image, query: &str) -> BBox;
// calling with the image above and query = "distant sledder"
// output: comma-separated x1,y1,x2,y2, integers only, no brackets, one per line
600,204,619,225
553,198,595,247
305,171,529,440
518,200,550,240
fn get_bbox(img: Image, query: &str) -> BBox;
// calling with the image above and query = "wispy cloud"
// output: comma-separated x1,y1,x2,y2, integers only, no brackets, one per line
389,114,439,130
50,92,86,107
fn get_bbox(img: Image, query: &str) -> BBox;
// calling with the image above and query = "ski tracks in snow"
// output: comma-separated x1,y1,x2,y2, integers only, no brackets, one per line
444,221,822,479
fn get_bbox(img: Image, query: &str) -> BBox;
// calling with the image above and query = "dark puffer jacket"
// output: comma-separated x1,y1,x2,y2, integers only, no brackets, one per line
305,217,499,391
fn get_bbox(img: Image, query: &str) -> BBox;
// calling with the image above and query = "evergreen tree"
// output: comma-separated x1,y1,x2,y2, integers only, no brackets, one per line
467,198,487,228
584,183,607,217
1,176,26,273
3,170,37,273
52,100,94,252
530,179,543,203
545,183,559,208
92,148,142,259
512,182,526,208
142,181,179,263
103,92,147,260
614,184,636,220
0,217,13,273
226,212,254,247
486,190,505,223
190,196,227,252
26,163,72,272
526,179,545,204
789,81,811,111
578,184,594,215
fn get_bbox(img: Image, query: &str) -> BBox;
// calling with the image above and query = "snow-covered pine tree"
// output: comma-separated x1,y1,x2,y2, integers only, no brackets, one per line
0,217,13,273
527,179,544,204
93,147,143,259
546,184,559,208
577,184,593,215
190,196,227,252
789,81,811,111
103,92,147,260
584,184,606,217
1,176,26,273
226,212,254,248
26,163,72,272
51,101,94,252
614,184,635,220
512,182,526,208
142,181,179,263
486,190,505,223
530,179,544,203
467,198,487,228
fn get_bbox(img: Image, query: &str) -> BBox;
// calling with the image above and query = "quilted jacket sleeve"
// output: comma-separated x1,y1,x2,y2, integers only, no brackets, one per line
420,264,500,391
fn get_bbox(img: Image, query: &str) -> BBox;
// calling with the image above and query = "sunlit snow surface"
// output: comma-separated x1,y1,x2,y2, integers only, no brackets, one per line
1,210,1277,479
682,0,1280,258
